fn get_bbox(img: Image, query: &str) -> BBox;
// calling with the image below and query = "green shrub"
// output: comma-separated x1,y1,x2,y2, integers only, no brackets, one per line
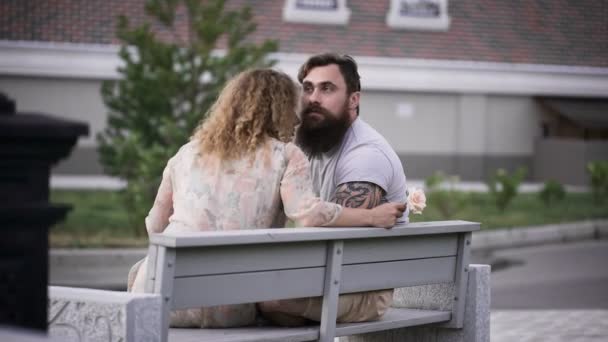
587,161,608,204
97,0,277,236
539,179,566,207
424,171,463,219
486,167,527,211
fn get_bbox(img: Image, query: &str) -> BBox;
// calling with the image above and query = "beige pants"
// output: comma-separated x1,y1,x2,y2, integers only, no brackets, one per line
258,289,394,327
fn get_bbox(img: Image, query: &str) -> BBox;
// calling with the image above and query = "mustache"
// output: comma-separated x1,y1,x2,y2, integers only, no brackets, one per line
301,103,333,117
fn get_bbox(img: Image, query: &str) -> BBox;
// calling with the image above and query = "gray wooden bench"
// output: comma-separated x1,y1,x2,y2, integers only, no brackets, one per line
144,220,479,342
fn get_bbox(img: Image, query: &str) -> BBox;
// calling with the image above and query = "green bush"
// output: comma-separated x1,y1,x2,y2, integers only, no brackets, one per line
486,167,527,211
424,171,463,219
539,179,566,207
587,161,608,204
97,0,277,236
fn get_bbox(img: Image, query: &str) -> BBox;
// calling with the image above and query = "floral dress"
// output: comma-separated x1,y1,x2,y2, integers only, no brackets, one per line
128,139,342,328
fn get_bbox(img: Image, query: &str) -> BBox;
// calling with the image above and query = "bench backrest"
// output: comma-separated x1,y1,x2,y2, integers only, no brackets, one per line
146,220,478,342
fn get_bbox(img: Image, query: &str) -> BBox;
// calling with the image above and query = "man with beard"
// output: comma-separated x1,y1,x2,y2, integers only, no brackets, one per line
258,53,408,326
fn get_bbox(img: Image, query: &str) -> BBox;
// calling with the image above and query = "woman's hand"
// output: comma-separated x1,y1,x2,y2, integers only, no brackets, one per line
370,202,406,228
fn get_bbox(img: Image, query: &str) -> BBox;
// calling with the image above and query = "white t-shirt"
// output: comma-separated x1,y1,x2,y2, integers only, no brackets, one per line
308,117,409,221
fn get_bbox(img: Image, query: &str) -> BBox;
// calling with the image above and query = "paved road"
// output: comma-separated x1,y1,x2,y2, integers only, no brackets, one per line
490,240,608,309
491,309,608,342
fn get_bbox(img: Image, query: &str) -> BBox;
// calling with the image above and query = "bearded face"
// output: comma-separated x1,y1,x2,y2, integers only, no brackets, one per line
295,98,351,156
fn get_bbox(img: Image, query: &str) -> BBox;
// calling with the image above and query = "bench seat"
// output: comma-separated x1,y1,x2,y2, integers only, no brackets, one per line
168,307,451,342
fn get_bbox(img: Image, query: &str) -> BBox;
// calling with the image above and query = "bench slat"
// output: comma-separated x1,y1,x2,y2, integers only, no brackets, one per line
335,307,451,336
341,257,456,293
174,241,326,277
171,256,456,309
171,267,325,309
172,235,458,278
169,325,319,342
151,221,480,248
166,308,450,342
342,234,458,265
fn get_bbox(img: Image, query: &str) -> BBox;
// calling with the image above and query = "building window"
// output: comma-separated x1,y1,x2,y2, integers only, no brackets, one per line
296,0,337,10
283,0,351,25
386,0,451,31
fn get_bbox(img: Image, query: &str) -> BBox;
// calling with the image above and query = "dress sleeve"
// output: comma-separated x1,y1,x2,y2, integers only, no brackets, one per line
145,157,175,235
280,143,342,227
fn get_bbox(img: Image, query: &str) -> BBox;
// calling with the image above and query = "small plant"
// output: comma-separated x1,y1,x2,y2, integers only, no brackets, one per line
424,171,463,219
486,167,527,211
539,179,565,207
424,171,445,190
587,161,608,204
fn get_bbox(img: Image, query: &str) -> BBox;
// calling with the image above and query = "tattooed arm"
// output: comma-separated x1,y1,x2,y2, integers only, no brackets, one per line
331,181,387,209
326,181,403,228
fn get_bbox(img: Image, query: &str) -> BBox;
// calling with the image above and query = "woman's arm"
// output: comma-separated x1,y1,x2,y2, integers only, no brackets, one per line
145,159,174,235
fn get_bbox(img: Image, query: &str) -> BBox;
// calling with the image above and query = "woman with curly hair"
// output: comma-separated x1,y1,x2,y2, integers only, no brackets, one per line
127,69,405,328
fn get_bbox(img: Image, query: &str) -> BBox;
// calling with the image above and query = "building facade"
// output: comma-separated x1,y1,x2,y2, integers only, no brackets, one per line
1,0,607,185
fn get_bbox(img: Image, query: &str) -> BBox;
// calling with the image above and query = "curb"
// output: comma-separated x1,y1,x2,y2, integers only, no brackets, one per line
49,219,608,289
471,219,608,251
50,249,146,290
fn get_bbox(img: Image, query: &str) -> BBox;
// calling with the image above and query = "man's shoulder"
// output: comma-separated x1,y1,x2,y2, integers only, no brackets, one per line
348,118,392,149
343,118,399,163
338,118,406,182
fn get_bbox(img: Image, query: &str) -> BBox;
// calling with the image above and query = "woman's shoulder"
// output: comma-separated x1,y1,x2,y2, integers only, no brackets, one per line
281,141,306,160
181,139,199,151
263,139,308,170
167,140,199,166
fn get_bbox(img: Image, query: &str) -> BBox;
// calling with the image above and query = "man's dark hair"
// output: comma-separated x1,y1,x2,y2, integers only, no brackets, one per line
297,53,361,95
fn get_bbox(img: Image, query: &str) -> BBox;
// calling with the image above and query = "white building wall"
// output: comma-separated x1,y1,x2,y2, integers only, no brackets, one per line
485,96,542,155
361,91,542,158
455,94,487,155
0,76,107,148
2,41,607,181
361,91,459,154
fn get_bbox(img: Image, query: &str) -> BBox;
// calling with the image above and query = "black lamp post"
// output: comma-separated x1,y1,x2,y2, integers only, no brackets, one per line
0,93,88,331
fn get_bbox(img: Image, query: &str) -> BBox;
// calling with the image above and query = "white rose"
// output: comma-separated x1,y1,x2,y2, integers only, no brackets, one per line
407,188,427,215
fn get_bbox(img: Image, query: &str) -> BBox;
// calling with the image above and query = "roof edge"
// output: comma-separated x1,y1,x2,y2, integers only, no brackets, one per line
1,40,607,97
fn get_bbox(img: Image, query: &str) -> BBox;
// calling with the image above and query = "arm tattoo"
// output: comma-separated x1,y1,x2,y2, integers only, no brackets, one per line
331,182,386,209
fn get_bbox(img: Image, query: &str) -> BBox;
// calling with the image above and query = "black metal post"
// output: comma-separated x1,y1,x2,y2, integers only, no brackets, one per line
0,93,88,331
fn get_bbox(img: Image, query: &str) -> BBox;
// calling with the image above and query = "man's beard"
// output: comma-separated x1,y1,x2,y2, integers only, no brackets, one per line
295,101,351,156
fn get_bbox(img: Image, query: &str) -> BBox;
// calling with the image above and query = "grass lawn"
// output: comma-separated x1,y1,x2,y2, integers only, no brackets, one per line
50,189,608,248
408,191,608,228
50,190,147,248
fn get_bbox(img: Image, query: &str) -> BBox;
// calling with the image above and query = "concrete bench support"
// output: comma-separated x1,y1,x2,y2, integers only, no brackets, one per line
48,286,161,342
339,264,490,342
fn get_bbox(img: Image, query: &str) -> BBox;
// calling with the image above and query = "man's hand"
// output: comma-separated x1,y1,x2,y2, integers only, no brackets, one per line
370,202,406,228
331,182,385,209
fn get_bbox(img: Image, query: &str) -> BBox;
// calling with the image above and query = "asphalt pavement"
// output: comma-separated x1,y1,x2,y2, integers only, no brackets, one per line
491,240,608,310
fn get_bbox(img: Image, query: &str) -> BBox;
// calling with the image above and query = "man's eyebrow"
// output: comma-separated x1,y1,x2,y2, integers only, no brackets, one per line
302,80,337,88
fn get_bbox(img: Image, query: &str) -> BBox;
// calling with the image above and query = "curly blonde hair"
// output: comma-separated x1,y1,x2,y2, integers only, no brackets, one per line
192,69,300,160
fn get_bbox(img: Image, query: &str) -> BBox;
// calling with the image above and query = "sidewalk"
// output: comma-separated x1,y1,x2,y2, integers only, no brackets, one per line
491,310,608,341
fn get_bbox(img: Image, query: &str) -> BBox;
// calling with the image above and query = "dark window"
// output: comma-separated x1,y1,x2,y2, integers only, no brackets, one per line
542,123,550,138
296,0,338,10
400,0,441,17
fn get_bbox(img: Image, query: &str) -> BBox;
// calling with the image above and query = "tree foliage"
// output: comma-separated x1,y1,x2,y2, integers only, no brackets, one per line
98,0,278,235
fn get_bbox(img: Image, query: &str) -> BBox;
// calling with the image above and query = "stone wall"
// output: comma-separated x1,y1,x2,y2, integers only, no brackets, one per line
48,286,161,342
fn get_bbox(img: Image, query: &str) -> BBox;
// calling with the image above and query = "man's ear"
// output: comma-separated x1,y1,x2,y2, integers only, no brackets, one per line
349,91,360,110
